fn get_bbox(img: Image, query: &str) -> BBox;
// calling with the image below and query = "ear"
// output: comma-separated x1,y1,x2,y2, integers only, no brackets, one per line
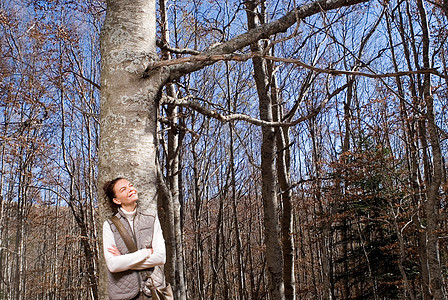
112,198,121,205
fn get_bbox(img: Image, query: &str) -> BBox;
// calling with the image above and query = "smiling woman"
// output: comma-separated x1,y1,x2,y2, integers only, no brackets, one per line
111,179,139,212
102,178,167,300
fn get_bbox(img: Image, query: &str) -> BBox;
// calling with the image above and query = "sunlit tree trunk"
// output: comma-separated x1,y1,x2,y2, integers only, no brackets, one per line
272,74,295,300
245,1,285,298
0,140,5,297
98,0,168,298
158,0,186,298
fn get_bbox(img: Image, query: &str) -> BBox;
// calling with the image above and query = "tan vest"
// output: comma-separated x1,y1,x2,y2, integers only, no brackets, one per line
107,209,156,300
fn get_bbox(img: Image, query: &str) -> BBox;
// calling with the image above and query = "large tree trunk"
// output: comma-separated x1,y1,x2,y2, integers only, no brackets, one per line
97,1,168,298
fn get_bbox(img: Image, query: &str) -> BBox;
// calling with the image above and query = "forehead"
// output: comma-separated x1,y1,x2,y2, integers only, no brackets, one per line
114,179,130,191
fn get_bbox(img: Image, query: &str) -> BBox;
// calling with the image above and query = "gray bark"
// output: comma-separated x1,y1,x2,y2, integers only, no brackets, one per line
165,92,187,300
159,0,187,298
245,1,284,299
272,73,295,300
97,1,168,298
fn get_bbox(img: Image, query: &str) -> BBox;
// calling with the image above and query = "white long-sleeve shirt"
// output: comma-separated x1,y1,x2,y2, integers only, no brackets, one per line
103,208,166,273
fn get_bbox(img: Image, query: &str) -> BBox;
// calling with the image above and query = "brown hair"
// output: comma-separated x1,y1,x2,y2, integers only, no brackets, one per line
102,177,124,212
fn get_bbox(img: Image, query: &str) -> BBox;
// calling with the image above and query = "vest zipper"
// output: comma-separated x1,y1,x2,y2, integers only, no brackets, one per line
131,215,145,292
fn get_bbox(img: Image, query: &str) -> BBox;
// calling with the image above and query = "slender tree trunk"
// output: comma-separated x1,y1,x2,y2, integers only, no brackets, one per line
226,61,246,300
211,184,224,298
159,1,187,298
270,56,295,300
166,96,187,299
192,139,205,299
395,3,431,298
0,144,5,298
385,6,416,299
245,1,284,298
417,1,445,298
310,117,332,300
340,81,352,299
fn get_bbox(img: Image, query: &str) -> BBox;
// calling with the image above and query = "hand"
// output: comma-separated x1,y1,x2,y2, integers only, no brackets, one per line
146,247,154,255
108,245,121,256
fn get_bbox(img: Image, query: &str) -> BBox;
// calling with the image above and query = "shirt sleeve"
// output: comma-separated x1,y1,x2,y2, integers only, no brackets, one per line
103,221,152,273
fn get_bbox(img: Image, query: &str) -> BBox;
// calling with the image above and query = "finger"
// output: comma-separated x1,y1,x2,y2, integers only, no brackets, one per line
108,246,119,252
108,249,121,256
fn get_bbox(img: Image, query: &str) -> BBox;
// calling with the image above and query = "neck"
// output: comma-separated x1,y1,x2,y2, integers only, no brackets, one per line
121,203,137,212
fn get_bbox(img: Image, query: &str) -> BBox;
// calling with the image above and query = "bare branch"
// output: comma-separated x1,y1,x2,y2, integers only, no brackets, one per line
64,70,101,90
160,88,343,127
156,39,201,55
153,0,370,80
147,52,445,79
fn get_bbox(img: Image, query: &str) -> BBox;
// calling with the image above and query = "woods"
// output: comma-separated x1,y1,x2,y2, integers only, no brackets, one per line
1,0,448,299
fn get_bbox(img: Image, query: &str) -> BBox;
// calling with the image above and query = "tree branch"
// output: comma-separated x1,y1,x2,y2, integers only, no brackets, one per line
64,70,101,90
146,0,370,80
156,39,201,55
147,52,445,79
160,85,344,127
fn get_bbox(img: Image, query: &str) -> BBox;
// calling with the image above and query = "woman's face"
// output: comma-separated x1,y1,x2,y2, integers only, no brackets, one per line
112,178,138,212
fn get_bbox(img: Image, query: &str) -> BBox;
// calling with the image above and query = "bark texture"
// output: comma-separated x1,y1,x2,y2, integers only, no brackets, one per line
97,1,168,298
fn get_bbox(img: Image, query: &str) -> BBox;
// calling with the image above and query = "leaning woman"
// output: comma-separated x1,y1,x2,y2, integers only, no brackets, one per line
102,177,166,300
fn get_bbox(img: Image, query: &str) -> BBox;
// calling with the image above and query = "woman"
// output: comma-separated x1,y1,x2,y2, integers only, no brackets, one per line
102,177,166,300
